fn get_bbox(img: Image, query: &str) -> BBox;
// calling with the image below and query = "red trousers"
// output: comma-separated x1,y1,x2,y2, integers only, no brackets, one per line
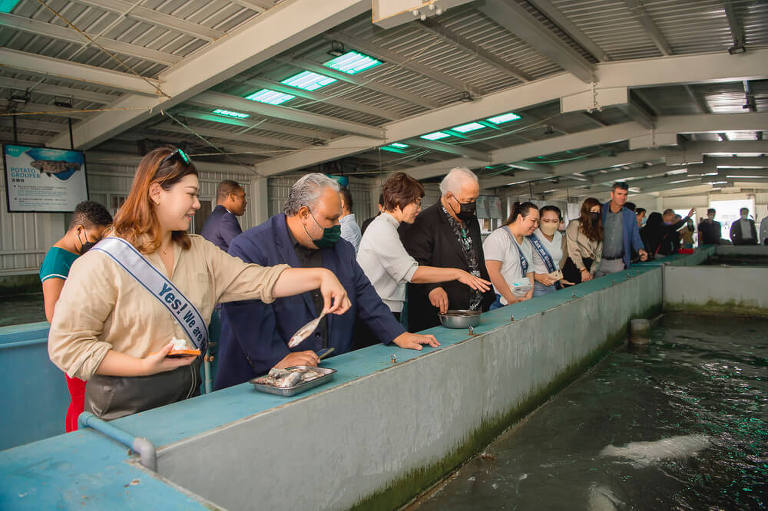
65,375,86,432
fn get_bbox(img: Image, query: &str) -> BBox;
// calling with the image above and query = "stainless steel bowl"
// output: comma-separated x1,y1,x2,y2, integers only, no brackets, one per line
439,310,481,329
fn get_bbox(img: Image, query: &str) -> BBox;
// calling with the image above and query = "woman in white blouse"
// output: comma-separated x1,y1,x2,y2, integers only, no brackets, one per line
483,202,539,309
357,172,490,319
530,205,566,297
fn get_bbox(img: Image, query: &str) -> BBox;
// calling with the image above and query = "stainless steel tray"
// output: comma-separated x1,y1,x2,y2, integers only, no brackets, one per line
249,366,336,397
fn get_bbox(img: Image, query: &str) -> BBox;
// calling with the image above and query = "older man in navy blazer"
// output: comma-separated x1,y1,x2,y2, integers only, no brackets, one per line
200,180,246,252
597,182,648,276
214,174,439,390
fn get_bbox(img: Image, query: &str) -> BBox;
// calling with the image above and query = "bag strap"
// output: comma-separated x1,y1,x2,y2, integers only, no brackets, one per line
528,233,556,273
93,237,207,350
502,228,529,277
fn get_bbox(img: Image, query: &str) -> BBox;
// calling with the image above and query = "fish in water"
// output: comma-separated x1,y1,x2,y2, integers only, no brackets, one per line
599,434,710,467
587,484,624,511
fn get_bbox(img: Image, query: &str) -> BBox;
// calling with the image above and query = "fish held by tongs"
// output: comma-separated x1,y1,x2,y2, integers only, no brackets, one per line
288,311,327,348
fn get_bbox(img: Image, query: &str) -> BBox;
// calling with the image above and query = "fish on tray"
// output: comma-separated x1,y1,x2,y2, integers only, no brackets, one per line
254,367,325,388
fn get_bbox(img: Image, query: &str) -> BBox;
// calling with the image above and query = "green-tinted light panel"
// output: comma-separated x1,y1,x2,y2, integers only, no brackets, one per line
0,0,22,13
324,51,382,75
452,122,485,133
281,71,337,91
212,109,250,119
389,142,409,148
245,89,295,105
420,131,451,141
487,112,522,124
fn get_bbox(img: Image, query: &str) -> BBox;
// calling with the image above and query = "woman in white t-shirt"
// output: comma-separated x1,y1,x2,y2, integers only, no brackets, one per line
530,205,566,297
483,202,539,309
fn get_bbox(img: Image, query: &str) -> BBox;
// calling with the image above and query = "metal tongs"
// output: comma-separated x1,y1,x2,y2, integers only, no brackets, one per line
288,311,327,348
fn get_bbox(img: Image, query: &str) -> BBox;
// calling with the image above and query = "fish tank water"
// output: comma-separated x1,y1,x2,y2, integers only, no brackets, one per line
414,313,767,510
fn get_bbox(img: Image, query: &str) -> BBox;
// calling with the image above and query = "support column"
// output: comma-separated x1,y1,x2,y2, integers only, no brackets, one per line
249,176,269,227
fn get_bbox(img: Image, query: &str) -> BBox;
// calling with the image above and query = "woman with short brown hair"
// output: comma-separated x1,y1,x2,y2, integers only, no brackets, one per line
48,147,350,420
357,172,489,321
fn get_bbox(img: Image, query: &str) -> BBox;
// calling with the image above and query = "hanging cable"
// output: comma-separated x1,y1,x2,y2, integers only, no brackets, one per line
33,0,170,98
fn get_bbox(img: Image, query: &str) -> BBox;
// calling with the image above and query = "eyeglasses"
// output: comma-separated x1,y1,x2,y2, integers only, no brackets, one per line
160,148,192,166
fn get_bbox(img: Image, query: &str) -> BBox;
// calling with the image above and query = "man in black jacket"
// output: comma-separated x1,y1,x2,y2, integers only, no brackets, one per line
698,208,721,246
399,168,495,332
730,207,758,245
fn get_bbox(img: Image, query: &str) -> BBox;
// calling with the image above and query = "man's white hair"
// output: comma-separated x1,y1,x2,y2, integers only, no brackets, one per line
439,167,479,196
283,173,340,215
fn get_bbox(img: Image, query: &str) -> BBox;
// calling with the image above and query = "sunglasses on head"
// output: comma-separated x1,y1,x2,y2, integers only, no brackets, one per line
160,148,191,166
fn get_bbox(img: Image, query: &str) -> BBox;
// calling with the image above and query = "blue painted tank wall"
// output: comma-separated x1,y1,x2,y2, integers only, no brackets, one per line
0,322,69,450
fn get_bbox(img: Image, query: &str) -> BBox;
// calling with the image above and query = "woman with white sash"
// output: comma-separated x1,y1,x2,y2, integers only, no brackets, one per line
48,147,350,420
530,205,566,297
483,202,539,309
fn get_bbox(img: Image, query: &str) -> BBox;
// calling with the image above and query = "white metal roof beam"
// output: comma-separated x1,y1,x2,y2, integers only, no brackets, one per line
478,0,594,83
417,18,533,82
72,0,224,42
176,110,337,141
255,49,768,176
526,0,609,61
326,32,482,96
723,1,746,50
47,0,369,150
404,139,491,162
240,77,398,121
492,122,645,164
0,48,160,95
0,76,116,105
189,91,384,139
0,13,182,66
624,0,672,56
148,123,307,149
617,97,656,129
229,0,274,12
284,58,439,109
553,148,670,175
711,156,768,168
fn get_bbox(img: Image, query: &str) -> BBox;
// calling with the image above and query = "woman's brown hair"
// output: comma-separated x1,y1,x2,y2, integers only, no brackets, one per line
382,172,425,211
579,197,603,242
112,147,198,253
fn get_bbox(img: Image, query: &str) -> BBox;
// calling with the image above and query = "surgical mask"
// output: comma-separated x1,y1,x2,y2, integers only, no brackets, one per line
540,223,559,236
77,231,97,255
306,211,341,248
449,196,477,221
589,212,600,222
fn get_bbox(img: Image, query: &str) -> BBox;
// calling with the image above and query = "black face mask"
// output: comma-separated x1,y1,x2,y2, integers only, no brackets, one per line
450,197,477,221
589,212,600,223
78,231,97,255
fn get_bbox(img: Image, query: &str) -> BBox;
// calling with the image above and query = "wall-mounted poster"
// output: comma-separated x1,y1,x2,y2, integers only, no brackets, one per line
3,144,88,213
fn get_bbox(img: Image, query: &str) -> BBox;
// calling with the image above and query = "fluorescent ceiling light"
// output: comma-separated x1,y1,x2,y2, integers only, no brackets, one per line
281,71,336,91
487,112,522,124
212,108,250,119
420,131,451,141
245,89,295,105
389,142,409,148
0,0,21,13
324,51,382,75
452,122,486,133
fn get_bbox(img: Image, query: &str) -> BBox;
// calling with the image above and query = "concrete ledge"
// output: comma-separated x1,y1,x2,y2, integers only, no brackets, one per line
663,265,768,315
